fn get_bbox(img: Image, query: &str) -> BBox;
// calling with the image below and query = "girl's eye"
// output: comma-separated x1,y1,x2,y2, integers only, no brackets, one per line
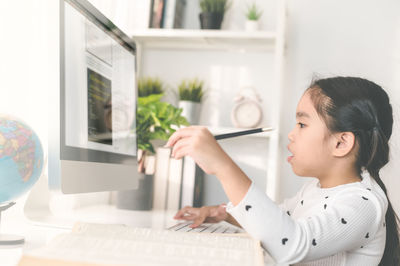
298,122,306,128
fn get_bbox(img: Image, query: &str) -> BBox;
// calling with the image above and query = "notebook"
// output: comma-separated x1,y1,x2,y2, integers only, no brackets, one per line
18,222,264,266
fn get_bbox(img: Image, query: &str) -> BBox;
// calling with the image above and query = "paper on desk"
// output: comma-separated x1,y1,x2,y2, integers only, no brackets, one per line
19,222,264,266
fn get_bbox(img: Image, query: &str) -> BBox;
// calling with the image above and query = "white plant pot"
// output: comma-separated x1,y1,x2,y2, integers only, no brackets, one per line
178,100,201,125
245,20,259,32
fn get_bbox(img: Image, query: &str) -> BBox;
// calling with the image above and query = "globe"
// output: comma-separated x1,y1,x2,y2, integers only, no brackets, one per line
0,115,43,204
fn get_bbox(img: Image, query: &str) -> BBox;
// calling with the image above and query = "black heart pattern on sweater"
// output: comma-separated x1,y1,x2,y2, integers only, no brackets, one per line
282,238,288,245
312,239,317,246
245,205,252,211
341,218,347,224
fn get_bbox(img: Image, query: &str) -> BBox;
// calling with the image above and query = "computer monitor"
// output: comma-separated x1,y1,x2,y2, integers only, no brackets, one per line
48,0,140,194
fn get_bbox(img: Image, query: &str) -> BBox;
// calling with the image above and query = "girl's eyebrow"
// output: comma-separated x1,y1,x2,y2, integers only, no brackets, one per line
296,111,310,118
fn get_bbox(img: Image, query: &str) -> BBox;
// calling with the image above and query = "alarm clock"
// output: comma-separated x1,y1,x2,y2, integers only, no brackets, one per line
231,86,263,128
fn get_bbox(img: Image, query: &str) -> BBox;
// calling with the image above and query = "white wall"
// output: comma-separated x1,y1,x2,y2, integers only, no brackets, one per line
0,0,58,162
279,0,400,217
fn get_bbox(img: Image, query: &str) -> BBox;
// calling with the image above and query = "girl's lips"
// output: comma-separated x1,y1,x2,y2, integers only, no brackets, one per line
287,145,294,163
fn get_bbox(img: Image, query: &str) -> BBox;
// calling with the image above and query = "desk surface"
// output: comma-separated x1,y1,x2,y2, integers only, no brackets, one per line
1,203,178,266
0,204,276,266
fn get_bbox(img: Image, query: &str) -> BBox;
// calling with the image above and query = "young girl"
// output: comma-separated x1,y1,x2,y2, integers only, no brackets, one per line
166,77,400,265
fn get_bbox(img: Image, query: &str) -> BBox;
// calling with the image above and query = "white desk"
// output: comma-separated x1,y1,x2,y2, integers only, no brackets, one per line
1,203,276,266
0,203,177,266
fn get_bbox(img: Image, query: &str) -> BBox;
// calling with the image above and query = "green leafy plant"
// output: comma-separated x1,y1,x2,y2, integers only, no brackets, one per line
178,79,204,103
137,94,188,154
199,0,231,14
138,77,164,97
246,3,263,21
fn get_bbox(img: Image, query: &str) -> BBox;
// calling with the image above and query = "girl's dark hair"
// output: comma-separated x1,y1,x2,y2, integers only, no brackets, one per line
308,76,399,266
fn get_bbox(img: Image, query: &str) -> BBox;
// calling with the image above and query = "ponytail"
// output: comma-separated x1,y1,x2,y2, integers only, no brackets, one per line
371,173,400,266
367,126,400,266
308,77,400,265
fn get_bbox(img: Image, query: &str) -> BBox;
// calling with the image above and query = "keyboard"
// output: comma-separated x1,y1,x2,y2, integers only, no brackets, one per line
167,221,243,234
22,222,263,266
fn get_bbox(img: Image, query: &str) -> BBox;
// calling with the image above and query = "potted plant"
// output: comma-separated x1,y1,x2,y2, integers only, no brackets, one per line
137,93,189,159
178,78,204,125
138,77,164,97
245,3,263,31
136,77,188,170
199,0,231,29
117,77,188,211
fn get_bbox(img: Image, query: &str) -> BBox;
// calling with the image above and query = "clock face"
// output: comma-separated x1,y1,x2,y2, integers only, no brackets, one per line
232,101,262,128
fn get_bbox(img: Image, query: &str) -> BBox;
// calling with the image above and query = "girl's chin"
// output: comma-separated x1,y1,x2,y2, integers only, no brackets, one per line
290,163,310,177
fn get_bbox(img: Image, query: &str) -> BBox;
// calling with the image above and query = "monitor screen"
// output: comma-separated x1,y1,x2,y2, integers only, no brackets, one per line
63,0,136,159
49,0,139,193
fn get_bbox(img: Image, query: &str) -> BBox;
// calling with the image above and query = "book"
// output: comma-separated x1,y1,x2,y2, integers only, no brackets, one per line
173,0,186,28
152,147,171,210
192,163,204,207
180,156,196,208
166,157,183,211
180,157,204,208
18,222,264,266
149,0,166,28
144,154,156,175
160,0,186,29
162,0,176,29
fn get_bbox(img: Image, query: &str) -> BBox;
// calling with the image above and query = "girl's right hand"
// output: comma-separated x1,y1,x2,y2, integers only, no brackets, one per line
166,126,232,176
174,204,228,228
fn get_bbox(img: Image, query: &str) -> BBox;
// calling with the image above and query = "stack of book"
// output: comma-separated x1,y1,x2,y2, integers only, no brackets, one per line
152,147,203,211
149,0,186,29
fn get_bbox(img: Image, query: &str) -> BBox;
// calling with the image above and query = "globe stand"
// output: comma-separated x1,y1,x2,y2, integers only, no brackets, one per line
0,202,25,246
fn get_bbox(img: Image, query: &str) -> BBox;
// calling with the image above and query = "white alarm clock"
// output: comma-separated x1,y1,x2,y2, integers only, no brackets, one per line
231,86,263,128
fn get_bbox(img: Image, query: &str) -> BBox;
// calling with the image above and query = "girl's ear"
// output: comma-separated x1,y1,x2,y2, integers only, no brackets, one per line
332,132,356,157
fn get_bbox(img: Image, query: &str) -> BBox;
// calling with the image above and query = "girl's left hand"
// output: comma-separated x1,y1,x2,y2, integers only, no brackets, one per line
166,126,232,176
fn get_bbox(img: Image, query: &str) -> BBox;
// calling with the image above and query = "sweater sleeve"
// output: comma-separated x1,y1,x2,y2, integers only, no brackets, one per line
226,182,385,264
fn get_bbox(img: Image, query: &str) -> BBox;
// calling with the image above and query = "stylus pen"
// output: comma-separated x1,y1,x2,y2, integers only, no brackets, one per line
214,127,274,140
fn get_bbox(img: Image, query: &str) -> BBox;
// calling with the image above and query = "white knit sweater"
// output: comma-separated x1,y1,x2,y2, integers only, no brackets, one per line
226,174,387,266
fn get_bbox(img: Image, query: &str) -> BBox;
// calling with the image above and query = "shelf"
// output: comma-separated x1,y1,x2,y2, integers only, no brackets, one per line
131,29,276,52
207,126,274,139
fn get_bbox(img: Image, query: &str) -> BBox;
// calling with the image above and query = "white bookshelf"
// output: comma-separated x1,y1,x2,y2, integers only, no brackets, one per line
132,0,287,202
131,29,276,51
